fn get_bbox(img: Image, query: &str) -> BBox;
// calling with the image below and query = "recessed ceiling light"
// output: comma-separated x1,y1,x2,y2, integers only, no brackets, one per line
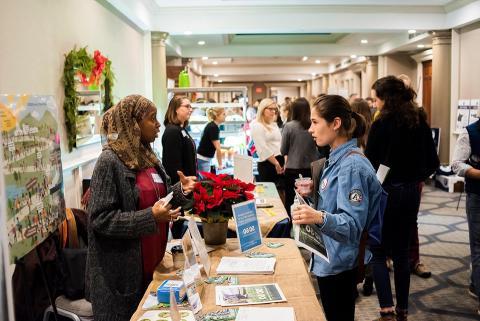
350,55,357,59
198,40,206,46
297,79,302,82
408,29,417,34
212,61,218,65
202,56,208,60
302,56,308,61
417,44,425,48
311,73,316,77
218,80,223,83
214,74,219,77
361,39,368,44
184,30,192,35
315,59,321,64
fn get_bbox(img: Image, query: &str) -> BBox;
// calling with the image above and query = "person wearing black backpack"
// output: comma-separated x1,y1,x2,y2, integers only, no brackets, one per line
292,95,383,321
366,76,439,321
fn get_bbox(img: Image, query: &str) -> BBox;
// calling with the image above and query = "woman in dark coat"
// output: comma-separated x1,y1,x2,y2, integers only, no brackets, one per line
86,95,196,321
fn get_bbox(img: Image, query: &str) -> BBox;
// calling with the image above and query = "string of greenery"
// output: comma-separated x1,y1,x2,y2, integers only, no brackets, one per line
62,47,114,152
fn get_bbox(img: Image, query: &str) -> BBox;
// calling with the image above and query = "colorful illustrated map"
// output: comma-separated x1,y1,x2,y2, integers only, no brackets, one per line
0,95,65,263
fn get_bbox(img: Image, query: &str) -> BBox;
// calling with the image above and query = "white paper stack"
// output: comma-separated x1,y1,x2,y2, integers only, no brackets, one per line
236,307,296,321
216,257,276,275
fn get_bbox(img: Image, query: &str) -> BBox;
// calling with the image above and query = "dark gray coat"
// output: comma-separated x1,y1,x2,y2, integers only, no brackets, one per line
86,149,189,321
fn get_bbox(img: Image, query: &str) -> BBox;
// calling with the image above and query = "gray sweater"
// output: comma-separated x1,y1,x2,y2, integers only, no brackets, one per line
86,148,189,321
281,120,320,169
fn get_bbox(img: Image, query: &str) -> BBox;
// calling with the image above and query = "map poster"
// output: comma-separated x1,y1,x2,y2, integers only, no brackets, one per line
0,95,65,264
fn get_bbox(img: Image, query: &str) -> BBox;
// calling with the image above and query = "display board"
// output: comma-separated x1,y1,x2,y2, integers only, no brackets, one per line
0,95,65,264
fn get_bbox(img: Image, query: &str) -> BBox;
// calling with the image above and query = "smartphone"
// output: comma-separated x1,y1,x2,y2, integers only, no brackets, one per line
160,191,174,205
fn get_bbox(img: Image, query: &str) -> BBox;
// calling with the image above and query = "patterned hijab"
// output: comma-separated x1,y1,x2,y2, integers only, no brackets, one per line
102,95,160,170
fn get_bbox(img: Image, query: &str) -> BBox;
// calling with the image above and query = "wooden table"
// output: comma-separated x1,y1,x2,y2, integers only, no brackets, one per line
131,238,325,321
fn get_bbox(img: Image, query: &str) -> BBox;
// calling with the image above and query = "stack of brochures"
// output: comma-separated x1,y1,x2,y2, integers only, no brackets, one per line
216,257,276,275
215,283,286,307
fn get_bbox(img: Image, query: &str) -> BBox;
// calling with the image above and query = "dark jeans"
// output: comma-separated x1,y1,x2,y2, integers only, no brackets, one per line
317,268,358,321
371,182,421,311
409,182,424,270
284,168,311,217
257,155,284,186
466,193,480,297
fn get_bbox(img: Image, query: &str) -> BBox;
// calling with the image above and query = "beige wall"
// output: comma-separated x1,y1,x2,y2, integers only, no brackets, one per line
328,69,361,98
0,0,150,208
381,54,418,90
459,21,480,98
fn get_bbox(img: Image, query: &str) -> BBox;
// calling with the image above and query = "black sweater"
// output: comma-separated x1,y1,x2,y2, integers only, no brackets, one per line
161,124,197,184
365,114,439,185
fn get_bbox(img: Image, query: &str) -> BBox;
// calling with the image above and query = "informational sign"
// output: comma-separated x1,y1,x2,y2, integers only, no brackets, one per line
232,200,262,253
234,154,254,184
0,95,65,263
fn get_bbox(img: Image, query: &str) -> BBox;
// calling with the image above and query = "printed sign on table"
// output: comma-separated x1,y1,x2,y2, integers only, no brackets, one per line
0,95,65,264
232,200,262,253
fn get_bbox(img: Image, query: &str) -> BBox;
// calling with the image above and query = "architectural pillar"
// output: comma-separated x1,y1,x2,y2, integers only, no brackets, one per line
365,57,378,97
151,31,169,116
151,31,169,155
431,30,451,163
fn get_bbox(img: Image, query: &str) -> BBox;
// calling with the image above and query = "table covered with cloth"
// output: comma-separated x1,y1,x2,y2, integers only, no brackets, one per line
171,182,291,238
130,238,326,321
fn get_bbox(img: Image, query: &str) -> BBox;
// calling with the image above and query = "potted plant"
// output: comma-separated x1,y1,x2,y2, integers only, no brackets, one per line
193,172,255,245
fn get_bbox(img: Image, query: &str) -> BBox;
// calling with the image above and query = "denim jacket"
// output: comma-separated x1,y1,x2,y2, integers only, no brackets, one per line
311,139,382,277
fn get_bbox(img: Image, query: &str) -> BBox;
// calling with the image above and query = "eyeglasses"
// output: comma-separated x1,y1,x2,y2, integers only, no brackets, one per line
265,107,278,112
180,104,193,109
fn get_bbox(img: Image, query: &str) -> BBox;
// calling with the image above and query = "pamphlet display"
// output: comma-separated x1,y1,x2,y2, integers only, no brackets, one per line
469,99,480,125
0,95,65,263
232,200,262,253
216,257,276,275
187,217,211,276
215,283,286,306
183,264,203,314
181,231,197,268
456,100,471,131
292,191,329,263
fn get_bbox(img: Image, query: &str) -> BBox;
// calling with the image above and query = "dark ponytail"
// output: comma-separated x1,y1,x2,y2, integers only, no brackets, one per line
312,95,367,140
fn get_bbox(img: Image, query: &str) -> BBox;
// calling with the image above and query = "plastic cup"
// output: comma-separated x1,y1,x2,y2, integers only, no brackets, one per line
295,177,312,195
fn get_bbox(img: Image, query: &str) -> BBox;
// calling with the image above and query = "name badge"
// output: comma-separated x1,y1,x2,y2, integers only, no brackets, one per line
181,130,188,137
152,173,163,184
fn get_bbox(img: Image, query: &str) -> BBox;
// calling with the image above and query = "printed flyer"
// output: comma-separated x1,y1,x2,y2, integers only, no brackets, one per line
0,95,65,263
215,283,286,307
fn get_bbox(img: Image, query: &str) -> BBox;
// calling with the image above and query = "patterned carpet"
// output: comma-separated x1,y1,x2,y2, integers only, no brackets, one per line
305,184,479,320
353,184,479,321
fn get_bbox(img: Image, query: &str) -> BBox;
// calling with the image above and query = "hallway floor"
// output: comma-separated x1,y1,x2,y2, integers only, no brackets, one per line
353,184,479,320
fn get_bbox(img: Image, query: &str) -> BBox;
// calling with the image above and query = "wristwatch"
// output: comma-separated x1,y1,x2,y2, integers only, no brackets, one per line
318,210,326,225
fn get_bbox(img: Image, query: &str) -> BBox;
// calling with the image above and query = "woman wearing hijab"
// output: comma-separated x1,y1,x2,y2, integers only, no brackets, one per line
86,95,196,321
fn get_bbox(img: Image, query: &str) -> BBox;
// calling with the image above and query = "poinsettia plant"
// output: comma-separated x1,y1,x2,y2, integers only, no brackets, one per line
193,172,255,223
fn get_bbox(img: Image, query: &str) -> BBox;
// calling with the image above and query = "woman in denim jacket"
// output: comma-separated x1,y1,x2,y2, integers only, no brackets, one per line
293,95,383,321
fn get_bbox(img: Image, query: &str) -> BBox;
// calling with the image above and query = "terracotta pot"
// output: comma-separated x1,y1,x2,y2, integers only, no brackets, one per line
202,221,228,245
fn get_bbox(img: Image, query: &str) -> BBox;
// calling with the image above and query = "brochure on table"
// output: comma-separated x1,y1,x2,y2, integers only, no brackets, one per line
293,191,329,263
216,257,276,275
138,310,195,321
183,263,203,314
187,217,211,276
215,283,286,307
236,307,296,321
232,200,262,253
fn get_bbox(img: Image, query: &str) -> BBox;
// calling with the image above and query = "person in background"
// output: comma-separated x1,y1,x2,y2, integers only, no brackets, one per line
281,97,319,216
87,95,196,321
280,101,293,126
197,107,226,173
293,95,382,321
452,112,480,316
349,93,360,104
251,98,284,185
162,95,197,184
366,97,375,115
366,76,439,321
246,100,258,122
350,98,373,150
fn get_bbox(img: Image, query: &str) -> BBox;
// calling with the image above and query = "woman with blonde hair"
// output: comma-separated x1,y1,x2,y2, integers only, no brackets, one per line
197,107,226,173
251,98,284,184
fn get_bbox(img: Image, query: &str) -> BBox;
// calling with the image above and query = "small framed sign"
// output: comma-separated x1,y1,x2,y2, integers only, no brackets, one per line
232,200,262,253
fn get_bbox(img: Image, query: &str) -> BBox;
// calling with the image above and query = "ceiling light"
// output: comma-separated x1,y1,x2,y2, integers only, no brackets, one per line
361,39,368,44
297,79,302,82
302,56,308,61
198,40,206,46
311,73,316,77
202,56,208,60
218,80,223,83
184,30,192,35
408,29,417,34
213,74,219,77
212,61,218,65
417,44,425,48
350,55,357,59
315,59,321,64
